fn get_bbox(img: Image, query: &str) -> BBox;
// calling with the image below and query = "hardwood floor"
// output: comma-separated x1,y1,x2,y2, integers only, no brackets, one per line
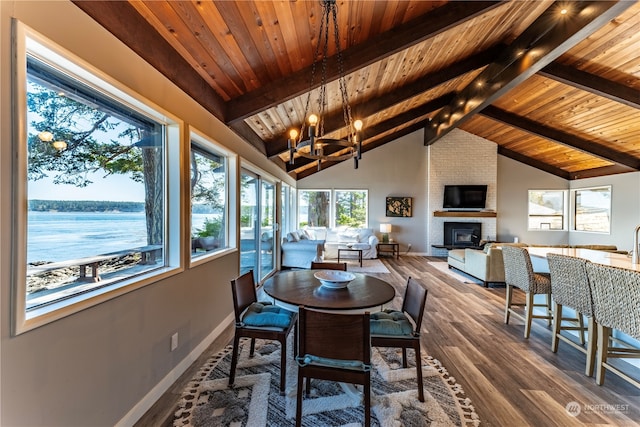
135,256,640,427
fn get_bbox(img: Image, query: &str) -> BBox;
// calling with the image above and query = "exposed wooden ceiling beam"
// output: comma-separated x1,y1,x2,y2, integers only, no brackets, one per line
539,62,640,109
72,1,227,121
424,0,635,146
568,164,637,179
498,146,570,179
229,122,268,156
481,106,640,170
226,1,504,123
265,47,501,158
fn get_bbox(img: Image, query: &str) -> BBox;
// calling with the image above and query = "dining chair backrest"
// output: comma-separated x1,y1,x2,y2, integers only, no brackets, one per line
586,263,640,339
310,261,348,271
402,277,428,335
230,270,258,324
547,253,593,317
298,306,371,364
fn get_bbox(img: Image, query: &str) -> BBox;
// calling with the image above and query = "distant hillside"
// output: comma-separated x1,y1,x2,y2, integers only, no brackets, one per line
29,200,145,212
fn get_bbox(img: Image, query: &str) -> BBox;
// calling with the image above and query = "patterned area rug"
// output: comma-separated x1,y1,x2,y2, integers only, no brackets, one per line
173,337,480,426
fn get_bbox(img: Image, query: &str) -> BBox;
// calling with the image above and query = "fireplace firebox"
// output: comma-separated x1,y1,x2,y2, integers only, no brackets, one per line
443,222,481,247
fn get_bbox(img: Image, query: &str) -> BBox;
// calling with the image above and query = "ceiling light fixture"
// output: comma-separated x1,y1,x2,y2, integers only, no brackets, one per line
287,0,364,171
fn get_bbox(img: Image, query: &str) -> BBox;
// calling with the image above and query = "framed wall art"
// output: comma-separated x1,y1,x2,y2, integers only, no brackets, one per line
386,197,412,217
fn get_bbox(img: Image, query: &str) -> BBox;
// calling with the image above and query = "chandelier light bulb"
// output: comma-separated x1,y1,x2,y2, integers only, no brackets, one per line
308,114,318,126
354,120,363,131
52,140,68,151
289,129,299,140
38,131,54,142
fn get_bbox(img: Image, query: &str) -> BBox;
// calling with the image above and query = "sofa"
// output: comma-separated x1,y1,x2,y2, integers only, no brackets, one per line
281,229,325,269
447,244,508,287
447,242,625,287
308,227,379,260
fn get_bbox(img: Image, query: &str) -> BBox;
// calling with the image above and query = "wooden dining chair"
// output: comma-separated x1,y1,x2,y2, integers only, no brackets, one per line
502,245,552,338
547,253,596,376
229,270,297,395
370,277,428,402
295,306,371,427
585,263,640,388
310,261,347,270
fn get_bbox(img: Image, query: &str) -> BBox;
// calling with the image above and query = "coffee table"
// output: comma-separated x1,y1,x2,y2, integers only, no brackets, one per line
262,270,395,313
337,247,363,267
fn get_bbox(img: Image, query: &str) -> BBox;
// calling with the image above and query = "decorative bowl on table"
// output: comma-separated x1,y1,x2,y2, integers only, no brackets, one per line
314,270,356,289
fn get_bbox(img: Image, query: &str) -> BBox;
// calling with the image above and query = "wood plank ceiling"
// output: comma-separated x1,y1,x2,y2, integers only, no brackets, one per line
73,0,640,180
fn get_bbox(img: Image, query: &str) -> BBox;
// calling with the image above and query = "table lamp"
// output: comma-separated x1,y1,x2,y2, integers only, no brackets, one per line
380,224,392,243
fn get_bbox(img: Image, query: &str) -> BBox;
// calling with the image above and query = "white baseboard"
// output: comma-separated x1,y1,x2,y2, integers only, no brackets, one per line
116,313,235,427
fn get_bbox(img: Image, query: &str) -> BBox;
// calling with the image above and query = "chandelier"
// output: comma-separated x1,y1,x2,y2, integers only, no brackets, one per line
287,0,364,171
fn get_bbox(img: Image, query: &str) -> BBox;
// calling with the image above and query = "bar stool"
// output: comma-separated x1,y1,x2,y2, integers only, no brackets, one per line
585,263,640,388
547,253,596,376
502,245,552,338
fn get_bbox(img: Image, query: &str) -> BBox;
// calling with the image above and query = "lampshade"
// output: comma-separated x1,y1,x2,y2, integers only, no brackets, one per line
380,224,392,233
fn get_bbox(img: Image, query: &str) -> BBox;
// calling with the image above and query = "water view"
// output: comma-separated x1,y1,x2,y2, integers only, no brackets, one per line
28,211,211,263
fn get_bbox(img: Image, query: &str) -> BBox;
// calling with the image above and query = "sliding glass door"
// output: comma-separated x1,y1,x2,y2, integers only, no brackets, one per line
240,169,276,281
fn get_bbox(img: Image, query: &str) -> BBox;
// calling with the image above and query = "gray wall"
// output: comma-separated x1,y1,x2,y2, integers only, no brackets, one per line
498,156,640,252
298,129,428,254
0,2,293,426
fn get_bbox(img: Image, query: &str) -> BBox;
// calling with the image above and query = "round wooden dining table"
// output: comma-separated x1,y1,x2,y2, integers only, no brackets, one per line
262,269,396,313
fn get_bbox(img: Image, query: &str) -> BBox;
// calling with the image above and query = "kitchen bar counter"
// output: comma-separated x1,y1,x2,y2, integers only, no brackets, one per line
525,247,639,272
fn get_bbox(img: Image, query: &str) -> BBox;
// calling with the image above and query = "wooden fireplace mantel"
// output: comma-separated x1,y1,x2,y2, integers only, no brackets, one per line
433,211,497,218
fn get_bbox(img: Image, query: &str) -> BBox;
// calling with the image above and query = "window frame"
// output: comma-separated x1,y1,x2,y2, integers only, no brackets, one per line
189,129,237,266
527,189,567,231
297,189,369,229
12,22,183,335
334,189,369,228
573,185,612,234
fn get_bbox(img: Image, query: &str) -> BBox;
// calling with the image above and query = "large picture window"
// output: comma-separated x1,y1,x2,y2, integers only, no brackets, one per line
298,190,331,228
335,190,368,227
190,134,231,261
15,26,180,333
298,189,368,228
528,190,566,230
574,186,611,233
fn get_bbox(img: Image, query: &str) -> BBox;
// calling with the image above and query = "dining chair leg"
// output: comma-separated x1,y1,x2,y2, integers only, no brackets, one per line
402,348,408,368
596,324,610,385
228,333,242,387
279,337,287,395
364,376,371,427
249,338,256,357
305,377,311,396
586,317,597,377
504,284,513,324
296,372,304,427
551,302,562,352
524,292,534,339
415,343,425,402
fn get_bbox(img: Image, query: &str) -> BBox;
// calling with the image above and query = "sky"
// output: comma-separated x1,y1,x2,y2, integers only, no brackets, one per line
29,173,145,202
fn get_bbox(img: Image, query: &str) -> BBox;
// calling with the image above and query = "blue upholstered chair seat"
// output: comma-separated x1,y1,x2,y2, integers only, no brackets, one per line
296,354,371,371
241,302,294,329
370,309,414,336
